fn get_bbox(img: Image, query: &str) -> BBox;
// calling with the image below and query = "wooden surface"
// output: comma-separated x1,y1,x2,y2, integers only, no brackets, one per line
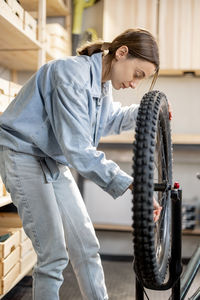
20,0,70,16
172,134,200,145
0,262,20,295
0,247,20,277
94,223,133,232
94,223,200,236
182,228,200,236
20,239,33,258
0,2,41,50
0,258,36,298
103,0,157,41
191,0,200,69
100,133,200,145
103,0,200,74
159,69,200,76
0,1,41,70
20,250,37,273
0,196,12,208
159,0,200,70
0,213,23,228
0,230,20,259
37,0,46,69
0,0,57,70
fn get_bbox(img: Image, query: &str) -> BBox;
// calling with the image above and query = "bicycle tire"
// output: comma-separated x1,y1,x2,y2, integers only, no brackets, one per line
132,90,172,289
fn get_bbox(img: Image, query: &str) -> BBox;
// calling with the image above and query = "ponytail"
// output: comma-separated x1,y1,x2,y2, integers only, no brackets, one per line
77,29,159,71
77,40,111,56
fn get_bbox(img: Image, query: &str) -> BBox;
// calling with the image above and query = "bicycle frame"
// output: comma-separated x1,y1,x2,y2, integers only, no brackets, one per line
135,187,200,300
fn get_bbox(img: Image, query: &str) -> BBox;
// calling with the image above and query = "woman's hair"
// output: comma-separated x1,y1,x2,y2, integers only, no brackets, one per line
77,28,159,90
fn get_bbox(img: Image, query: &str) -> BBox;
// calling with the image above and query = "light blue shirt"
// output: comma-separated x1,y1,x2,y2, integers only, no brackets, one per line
0,53,139,198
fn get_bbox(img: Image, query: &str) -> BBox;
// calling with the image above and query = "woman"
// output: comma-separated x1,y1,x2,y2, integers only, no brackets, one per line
0,29,161,299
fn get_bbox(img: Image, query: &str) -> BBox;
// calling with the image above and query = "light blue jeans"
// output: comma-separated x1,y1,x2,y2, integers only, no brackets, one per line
0,146,108,300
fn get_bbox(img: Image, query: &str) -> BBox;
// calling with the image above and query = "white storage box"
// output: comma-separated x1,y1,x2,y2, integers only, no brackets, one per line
0,94,10,113
24,11,37,40
0,78,9,97
0,262,20,294
46,23,70,58
1,0,23,30
9,81,22,101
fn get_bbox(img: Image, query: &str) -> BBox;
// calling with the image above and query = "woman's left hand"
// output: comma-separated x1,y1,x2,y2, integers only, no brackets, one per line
153,198,162,223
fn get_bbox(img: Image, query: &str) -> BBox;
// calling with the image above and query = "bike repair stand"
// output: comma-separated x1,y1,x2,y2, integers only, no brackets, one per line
135,183,183,300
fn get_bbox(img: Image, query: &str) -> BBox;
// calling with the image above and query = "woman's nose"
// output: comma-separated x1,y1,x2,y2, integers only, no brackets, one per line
130,79,139,89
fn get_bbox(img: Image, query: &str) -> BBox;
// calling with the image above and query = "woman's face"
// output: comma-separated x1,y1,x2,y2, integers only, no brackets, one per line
109,46,156,90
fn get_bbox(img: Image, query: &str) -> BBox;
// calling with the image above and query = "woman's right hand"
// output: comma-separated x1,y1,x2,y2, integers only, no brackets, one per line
168,101,172,120
128,183,133,190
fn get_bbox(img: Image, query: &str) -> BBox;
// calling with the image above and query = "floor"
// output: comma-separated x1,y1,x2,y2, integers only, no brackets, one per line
2,259,200,300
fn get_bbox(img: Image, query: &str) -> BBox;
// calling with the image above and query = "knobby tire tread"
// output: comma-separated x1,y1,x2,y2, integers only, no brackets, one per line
132,90,172,289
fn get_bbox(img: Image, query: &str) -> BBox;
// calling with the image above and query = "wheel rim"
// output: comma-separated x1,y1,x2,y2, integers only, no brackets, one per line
154,118,171,271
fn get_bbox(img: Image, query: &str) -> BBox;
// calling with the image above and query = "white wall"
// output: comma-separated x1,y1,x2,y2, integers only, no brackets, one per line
112,75,200,135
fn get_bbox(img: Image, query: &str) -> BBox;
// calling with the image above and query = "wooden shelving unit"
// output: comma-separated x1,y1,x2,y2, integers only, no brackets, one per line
182,227,200,236
159,69,200,76
0,0,70,71
0,50,39,71
0,9,41,50
0,258,37,299
94,223,133,232
100,133,200,146
0,0,71,297
20,0,70,16
94,223,200,236
0,6,41,71
172,134,200,145
0,196,12,208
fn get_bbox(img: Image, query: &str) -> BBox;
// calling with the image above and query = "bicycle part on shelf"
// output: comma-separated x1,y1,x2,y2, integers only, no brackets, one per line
132,90,173,289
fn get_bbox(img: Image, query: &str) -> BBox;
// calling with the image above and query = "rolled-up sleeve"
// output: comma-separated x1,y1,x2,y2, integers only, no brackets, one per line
50,83,133,199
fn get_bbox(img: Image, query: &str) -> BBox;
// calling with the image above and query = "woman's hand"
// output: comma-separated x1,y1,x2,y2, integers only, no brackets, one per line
168,101,172,120
128,183,133,190
153,198,162,223
129,184,162,223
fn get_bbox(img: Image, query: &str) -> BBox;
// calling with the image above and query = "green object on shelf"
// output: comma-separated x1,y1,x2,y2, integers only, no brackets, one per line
72,0,100,55
0,233,11,242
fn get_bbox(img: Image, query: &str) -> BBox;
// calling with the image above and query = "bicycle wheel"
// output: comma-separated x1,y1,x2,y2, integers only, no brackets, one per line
132,90,172,289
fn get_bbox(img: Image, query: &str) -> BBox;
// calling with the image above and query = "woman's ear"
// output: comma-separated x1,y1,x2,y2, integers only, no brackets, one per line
115,46,129,60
